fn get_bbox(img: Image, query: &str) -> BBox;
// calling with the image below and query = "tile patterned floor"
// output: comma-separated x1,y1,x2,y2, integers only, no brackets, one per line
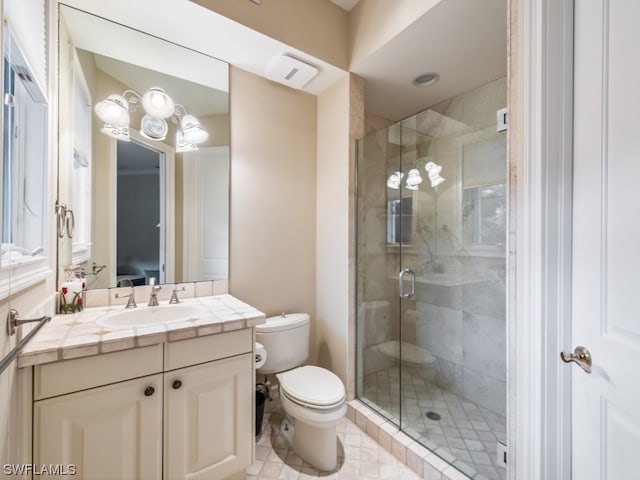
363,368,507,480
246,397,423,480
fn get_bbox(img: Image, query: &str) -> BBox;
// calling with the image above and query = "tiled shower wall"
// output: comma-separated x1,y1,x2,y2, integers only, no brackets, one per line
357,76,507,416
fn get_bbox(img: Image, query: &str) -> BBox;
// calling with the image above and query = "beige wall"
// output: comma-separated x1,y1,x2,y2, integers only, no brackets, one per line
193,0,349,70
315,76,350,386
315,73,364,395
229,67,317,326
349,0,442,68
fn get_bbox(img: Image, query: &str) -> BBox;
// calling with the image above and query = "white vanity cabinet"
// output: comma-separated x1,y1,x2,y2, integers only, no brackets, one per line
34,374,163,479
31,329,254,480
164,354,252,480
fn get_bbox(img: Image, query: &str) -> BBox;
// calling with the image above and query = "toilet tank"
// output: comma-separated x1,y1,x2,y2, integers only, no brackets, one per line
255,313,310,374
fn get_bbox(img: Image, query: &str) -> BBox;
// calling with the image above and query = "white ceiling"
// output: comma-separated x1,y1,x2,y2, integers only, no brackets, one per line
91,53,228,116
329,0,360,11
61,0,347,96
351,0,507,121
61,0,506,122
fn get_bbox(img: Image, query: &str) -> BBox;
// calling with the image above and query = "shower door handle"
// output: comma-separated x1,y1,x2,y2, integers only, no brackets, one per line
399,269,416,299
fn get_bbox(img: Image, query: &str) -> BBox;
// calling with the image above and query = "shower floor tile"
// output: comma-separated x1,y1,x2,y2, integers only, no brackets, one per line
363,368,507,480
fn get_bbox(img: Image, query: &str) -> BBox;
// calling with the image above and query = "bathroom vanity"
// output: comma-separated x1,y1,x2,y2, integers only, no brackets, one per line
18,294,265,480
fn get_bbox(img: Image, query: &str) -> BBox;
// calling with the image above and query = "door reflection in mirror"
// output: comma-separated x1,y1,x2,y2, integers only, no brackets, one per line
116,140,164,287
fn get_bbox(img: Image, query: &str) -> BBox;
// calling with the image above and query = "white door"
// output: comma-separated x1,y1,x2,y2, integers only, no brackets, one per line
571,0,640,477
34,375,163,480
164,354,252,480
182,146,229,281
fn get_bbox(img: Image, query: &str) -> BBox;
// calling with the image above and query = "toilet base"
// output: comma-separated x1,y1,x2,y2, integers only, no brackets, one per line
281,416,338,472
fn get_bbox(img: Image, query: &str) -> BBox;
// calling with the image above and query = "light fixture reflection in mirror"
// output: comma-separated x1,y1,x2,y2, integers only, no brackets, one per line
425,161,445,187
58,5,230,290
94,88,209,146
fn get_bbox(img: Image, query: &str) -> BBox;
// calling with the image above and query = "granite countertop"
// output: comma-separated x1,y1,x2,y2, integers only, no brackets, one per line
18,294,266,368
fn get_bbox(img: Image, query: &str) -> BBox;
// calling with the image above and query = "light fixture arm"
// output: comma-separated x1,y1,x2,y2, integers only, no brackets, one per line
122,89,143,112
172,104,188,124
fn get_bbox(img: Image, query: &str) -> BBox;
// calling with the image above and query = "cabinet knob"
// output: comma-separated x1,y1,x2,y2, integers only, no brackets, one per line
144,386,155,396
172,380,182,390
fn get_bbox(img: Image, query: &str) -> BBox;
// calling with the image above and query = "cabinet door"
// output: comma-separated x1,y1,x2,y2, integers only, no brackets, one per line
165,353,252,480
34,374,162,480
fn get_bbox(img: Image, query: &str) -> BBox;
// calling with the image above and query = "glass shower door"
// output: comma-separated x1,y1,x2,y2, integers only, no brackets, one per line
356,123,404,425
356,77,508,480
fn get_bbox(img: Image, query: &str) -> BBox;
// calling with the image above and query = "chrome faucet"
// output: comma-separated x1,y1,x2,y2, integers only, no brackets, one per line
169,286,186,304
115,287,137,308
148,278,161,307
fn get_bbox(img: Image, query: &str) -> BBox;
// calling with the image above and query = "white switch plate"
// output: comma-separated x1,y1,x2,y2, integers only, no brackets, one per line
497,107,508,132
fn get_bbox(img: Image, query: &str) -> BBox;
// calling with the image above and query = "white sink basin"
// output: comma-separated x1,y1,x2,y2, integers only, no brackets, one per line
97,304,206,328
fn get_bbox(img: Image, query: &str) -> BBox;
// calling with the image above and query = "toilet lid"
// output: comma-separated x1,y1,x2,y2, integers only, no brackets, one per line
278,366,345,408
255,313,310,333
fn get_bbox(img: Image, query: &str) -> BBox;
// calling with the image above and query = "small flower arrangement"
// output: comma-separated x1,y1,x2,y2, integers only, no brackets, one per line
59,282,85,314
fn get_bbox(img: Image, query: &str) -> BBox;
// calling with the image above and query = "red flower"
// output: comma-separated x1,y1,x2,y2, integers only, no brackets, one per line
77,297,83,305
61,287,68,295
82,282,86,289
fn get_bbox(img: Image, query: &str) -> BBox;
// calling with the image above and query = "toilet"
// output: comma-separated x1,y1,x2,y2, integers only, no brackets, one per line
255,313,346,471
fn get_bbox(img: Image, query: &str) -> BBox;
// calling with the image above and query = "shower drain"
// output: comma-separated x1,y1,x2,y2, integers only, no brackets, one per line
425,411,441,421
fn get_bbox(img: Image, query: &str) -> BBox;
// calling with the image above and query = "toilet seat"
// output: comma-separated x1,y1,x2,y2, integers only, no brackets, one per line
278,365,345,410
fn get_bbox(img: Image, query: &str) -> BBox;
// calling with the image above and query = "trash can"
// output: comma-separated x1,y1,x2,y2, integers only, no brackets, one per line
255,385,267,440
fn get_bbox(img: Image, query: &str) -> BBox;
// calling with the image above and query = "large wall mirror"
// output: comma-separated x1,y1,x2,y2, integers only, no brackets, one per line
57,4,229,289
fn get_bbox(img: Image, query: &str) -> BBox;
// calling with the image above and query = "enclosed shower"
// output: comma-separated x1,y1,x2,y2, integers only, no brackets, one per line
356,77,507,480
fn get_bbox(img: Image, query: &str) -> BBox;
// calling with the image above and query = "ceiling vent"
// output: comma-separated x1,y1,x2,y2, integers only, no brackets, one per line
265,54,319,89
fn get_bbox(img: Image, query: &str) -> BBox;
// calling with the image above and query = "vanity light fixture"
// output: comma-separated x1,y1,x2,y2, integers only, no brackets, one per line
100,123,130,141
387,171,404,190
94,94,130,127
425,161,445,187
140,114,169,141
141,87,175,118
406,168,423,189
94,87,208,147
180,114,209,144
176,129,198,153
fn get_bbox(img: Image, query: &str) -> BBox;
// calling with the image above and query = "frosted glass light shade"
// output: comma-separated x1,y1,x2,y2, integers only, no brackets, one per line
140,115,168,141
425,162,445,187
142,87,175,118
387,171,404,189
425,161,442,176
176,129,199,153
406,168,423,187
100,124,130,141
181,114,209,144
430,175,445,187
95,95,130,127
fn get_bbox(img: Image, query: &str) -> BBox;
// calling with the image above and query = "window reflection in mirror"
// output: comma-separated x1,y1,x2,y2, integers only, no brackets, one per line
1,28,48,271
70,53,92,264
461,133,506,250
387,197,413,245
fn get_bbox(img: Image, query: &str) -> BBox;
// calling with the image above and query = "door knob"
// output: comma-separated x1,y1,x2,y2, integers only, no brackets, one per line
172,380,182,390
144,386,155,396
560,346,592,374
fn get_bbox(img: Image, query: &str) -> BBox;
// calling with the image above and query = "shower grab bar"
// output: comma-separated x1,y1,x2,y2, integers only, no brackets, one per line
399,269,416,299
0,311,50,376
